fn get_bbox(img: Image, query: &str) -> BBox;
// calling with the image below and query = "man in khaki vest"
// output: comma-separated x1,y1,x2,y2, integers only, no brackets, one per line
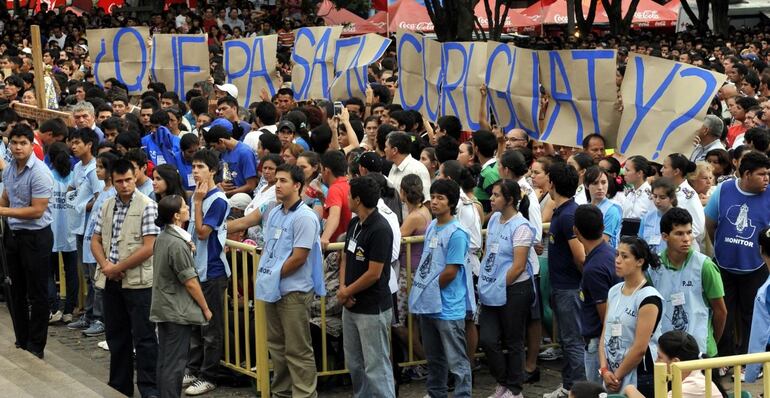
92,158,161,398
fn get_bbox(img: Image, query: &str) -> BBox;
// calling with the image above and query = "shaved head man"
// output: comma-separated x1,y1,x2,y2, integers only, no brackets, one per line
505,128,529,150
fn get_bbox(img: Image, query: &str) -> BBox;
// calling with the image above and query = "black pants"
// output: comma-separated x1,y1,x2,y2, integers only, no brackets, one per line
479,280,533,395
157,322,193,398
187,276,228,382
6,225,53,355
104,281,158,397
718,266,769,356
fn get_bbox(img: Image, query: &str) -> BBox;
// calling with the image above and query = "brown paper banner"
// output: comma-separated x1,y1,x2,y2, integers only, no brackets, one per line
291,26,343,101
395,30,442,122
616,53,726,160
150,34,210,100
441,42,487,131
330,33,391,101
87,27,151,95
485,43,541,137
223,35,280,107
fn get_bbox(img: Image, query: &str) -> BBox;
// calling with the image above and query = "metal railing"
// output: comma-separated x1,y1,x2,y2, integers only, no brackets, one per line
653,352,770,398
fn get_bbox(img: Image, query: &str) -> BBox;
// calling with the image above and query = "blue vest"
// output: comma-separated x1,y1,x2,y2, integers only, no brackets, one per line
255,202,326,303
714,180,770,273
648,251,710,354
141,126,181,167
174,153,195,191
408,219,476,316
604,283,662,388
83,187,116,264
188,190,231,282
479,212,534,306
50,171,77,252
638,209,667,254
746,273,770,382
598,198,622,248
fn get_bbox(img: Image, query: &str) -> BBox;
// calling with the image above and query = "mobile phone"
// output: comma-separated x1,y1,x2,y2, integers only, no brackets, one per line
334,101,343,116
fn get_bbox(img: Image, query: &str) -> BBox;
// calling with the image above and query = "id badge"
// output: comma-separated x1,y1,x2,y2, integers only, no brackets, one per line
648,235,661,245
671,292,686,306
347,239,357,253
489,243,500,254
273,228,282,240
156,155,166,165
187,173,196,188
429,237,438,249
610,323,622,337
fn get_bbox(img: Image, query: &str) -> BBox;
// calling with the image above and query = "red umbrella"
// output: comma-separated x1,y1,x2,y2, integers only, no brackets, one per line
317,0,384,35
385,0,434,33
521,0,591,25
473,0,540,32
664,0,681,12
595,0,678,27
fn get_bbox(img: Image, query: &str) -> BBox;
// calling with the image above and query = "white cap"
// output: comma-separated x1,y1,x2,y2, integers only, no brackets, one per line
21,48,32,55
229,193,252,211
215,83,238,100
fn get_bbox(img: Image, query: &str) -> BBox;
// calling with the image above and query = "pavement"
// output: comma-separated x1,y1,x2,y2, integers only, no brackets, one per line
1,304,766,397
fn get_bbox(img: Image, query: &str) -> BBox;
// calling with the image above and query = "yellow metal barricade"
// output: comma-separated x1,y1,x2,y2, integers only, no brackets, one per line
654,352,770,398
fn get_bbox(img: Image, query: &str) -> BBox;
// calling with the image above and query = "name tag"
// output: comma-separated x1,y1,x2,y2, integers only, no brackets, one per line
647,235,661,245
489,243,499,254
347,238,357,253
671,292,686,306
610,323,622,337
187,173,196,188
429,237,438,249
156,155,166,165
273,228,282,240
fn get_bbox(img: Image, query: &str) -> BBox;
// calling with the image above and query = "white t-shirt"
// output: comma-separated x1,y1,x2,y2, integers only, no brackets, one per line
377,199,401,294
243,124,277,154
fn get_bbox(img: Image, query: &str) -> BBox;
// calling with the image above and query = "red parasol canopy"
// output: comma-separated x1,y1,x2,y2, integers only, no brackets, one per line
595,0,679,27
317,0,384,35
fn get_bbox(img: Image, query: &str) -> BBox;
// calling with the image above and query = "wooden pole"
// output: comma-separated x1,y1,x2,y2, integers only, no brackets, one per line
30,25,46,110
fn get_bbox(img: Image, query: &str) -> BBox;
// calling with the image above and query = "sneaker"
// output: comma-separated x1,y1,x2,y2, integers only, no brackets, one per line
500,389,523,398
83,321,105,337
487,385,506,398
183,374,198,388
538,347,563,361
49,310,62,324
97,340,109,351
62,313,73,323
406,365,429,381
543,385,569,398
185,379,216,396
741,368,763,381
67,316,90,330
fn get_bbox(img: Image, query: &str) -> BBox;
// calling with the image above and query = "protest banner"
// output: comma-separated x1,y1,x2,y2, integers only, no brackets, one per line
291,26,342,101
150,34,209,101
223,35,281,107
441,41,487,131
88,27,151,94
13,102,74,127
538,49,620,148
395,30,443,122
330,33,391,101
617,53,725,160
485,43,541,138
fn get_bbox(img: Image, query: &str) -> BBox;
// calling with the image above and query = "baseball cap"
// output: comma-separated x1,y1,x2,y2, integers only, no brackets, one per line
742,53,759,62
203,117,234,133
358,152,382,173
277,120,296,132
229,193,252,211
283,110,308,132
215,83,239,99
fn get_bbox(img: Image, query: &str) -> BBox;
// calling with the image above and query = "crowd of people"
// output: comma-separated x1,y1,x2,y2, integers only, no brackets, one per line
1,1,770,398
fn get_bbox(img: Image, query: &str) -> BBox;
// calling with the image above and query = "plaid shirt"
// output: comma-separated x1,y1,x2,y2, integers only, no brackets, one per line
94,191,161,264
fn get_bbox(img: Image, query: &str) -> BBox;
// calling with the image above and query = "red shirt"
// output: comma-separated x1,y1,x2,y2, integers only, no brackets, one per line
33,133,44,161
726,124,747,148
323,176,352,243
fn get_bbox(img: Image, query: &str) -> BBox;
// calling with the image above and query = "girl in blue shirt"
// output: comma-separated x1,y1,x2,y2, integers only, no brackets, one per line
585,166,623,248
638,178,677,254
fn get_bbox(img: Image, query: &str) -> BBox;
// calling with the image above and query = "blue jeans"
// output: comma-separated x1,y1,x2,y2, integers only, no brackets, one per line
551,288,586,390
419,316,472,398
584,337,601,384
342,308,395,398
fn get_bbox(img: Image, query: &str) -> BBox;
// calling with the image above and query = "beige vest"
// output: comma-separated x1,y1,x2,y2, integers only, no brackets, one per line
94,192,154,289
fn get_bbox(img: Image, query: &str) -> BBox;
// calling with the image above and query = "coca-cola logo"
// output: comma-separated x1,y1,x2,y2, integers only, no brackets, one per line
554,13,568,24
634,10,660,20
399,21,434,31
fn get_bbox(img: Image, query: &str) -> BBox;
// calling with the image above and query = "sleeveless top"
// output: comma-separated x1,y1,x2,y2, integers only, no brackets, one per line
479,212,535,306
188,189,231,282
714,179,770,273
399,207,429,272
746,273,770,382
50,170,77,252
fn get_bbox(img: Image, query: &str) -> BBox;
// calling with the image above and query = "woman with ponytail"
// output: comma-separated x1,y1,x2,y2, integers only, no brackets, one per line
662,153,706,250
47,142,79,323
478,179,537,398
621,155,655,222
599,236,663,396
151,195,212,398
623,330,724,397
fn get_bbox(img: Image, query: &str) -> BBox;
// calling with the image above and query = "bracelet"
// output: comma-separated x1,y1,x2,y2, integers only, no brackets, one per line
599,367,609,377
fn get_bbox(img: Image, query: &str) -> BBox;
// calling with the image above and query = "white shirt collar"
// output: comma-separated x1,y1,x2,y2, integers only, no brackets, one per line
171,224,192,242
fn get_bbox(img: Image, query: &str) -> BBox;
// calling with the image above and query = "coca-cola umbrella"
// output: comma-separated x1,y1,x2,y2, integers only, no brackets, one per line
595,0,678,28
473,0,540,32
378,0,538,34
664,0,681,12
317,0,384,35
521,0,594,25
367,11,388,32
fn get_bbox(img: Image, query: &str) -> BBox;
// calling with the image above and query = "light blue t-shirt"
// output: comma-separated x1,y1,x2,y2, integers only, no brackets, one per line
436,225,470,321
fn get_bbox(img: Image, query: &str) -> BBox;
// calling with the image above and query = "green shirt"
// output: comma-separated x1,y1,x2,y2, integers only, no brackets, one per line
657,248,725,357
473,161,500,202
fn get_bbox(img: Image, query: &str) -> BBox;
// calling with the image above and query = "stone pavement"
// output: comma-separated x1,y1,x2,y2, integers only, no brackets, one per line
2,304,763,397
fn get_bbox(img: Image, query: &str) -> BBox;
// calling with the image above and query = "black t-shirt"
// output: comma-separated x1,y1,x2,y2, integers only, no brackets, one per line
343,209,394,314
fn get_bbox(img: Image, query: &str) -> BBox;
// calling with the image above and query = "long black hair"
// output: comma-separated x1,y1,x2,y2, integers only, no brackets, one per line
153,164,187,201
619,235,660,271
48,141,72,178
155,195,185,228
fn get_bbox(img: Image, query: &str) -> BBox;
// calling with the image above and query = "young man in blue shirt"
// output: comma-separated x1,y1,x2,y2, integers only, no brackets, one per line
175,133,200,192
544,162,587,398
575,204,620,384
203,124,258,198
409,179,475,398
184,149,230,396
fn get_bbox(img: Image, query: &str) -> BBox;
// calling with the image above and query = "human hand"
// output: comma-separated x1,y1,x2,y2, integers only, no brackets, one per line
101,261,122,280
321,237,330,251
480,83,488,98
603,371,621,392
194,180,208,203
203,308,213,321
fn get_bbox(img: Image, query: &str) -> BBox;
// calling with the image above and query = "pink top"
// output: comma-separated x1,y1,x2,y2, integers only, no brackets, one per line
667,371,722,398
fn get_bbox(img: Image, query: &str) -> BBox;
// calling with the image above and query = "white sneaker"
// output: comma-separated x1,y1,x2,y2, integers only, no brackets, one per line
62,313,73,323
97,340,109,351
488,385,506,398
48,310,62,324
543,385,569,398
538,347,563,361
500,389,523,398
183,373,198,388
185,379,216,396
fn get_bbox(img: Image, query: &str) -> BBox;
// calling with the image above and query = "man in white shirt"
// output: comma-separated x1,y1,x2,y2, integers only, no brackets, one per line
691,115,725,162
243,101,278,154
384,131,431,203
